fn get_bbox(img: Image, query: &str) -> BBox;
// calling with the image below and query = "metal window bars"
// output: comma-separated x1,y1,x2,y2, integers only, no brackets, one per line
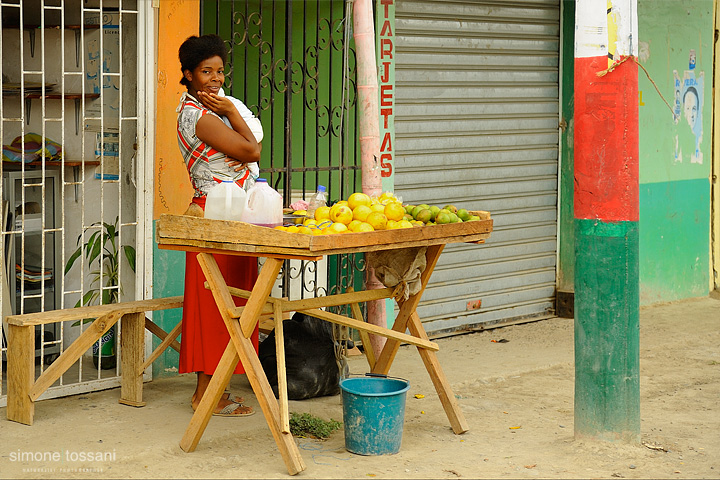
0,0,140,404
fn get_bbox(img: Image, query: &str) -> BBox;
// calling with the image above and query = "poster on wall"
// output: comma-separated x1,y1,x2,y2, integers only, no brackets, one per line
673,49,703,164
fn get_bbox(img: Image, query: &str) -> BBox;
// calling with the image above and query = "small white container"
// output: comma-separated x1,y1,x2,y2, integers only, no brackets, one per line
204,180,247,221
241,178,283,227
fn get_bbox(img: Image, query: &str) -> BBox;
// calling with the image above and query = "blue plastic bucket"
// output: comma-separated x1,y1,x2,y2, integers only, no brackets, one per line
340,375,411,455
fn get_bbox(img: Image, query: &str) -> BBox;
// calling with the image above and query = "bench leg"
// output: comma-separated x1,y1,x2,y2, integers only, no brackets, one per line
120,312,146,407
7,324,35,425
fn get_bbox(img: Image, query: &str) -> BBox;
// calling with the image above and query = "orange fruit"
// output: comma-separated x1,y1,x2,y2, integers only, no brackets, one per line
330,204,353,225
311,228,324,236
348,192,371,210
366,211,388,230
352,204,372,222
297,226,313,235
286,225,300,233
384,202,405,222
398,220,413,229
303,218,318,228
370,203,386,214
314,205,331,222
355,222,374,233
329,222,348,233
348,220,363,232
274,225,286,231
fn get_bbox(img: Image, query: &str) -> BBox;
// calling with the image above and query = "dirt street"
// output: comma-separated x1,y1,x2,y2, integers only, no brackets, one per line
1,295,718,479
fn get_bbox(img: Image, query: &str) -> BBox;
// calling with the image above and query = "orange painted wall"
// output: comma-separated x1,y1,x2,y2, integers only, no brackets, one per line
154,0,199,218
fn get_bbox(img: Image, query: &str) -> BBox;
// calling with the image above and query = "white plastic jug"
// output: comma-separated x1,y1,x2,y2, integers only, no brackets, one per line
204,180,247,221
240,178,283,227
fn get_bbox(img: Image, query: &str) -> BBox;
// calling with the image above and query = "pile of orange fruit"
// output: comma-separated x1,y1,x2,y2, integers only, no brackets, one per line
275,191,480,235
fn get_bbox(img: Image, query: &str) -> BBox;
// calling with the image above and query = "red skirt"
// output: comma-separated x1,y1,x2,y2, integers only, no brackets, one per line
178,198,260,375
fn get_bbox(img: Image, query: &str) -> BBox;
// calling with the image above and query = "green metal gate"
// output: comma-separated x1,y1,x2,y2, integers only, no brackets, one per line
201,0,365,308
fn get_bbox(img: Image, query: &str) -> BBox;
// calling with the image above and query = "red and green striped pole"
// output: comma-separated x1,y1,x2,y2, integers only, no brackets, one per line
573,0,640,443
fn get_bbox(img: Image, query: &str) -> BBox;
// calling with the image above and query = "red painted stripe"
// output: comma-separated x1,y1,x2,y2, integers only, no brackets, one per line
574,55,639,222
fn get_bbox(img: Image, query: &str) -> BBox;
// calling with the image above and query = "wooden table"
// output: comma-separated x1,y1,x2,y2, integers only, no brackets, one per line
156,212,493,475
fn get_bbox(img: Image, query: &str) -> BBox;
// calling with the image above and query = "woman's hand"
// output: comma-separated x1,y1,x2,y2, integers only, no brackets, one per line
196,91,236,117
225,158,248,172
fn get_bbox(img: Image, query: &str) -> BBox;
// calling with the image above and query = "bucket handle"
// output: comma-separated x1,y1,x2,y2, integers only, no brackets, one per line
342,372,408,382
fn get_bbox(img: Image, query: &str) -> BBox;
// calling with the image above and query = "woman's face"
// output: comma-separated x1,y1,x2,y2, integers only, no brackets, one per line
684,92,698,127
185,55,225,96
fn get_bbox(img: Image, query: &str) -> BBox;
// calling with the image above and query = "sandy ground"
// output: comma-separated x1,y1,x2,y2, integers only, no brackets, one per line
1,294,718,479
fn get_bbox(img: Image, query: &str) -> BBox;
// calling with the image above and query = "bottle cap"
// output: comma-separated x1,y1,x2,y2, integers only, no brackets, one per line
318,185,326,192
257,178,268,183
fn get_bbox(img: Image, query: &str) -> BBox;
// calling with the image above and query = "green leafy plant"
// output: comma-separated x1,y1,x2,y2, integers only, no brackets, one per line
64,216,136,325
289,412,342,440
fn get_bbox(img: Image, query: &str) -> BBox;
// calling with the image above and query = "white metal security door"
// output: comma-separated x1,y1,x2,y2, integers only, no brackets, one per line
393,0,561,334
0,0,146,405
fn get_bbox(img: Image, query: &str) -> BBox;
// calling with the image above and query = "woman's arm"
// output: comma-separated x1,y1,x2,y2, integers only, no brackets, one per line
194,92,261,163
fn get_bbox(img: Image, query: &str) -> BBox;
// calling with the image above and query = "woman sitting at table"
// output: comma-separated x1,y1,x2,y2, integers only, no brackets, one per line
176,34,261,417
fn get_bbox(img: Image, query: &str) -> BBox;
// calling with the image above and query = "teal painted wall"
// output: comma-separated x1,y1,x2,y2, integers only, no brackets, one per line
151,221,185,378
639,179,710,303
637,0,713,303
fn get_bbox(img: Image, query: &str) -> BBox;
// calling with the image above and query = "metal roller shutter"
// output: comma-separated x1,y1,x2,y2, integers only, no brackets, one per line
393,0,561,334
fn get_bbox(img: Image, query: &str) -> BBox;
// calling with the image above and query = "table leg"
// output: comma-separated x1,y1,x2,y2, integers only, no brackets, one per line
274,300,290,434
406,311,469,434
191,253,306,475
180,341,238,453
371,243,469,434
373,244,445,374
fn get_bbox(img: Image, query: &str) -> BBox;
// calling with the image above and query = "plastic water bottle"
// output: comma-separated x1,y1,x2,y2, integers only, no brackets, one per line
240,178,283,227
306,185,327,219
204,180,247,221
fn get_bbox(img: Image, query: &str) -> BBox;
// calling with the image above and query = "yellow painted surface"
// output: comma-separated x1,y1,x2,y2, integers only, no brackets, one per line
154,0,199,218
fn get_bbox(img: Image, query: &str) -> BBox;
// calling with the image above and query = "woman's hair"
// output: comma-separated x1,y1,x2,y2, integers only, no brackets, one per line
178,34,227,87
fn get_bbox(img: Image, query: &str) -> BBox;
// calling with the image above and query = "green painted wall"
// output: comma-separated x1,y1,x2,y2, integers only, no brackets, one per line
637,0,713,303
557,0,713,306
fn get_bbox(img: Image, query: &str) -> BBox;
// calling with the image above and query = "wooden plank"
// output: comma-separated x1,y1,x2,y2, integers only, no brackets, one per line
347,287,376,370
29,311,122,401
159,231,491,257
374,244,445,374
274,300,290,434
297,307,438,351
225,284,398,319
406,311,469,435
6,325,35,425
156,213,492,254
139,319,183,376
157,214,312,249
158,241,322,261
7,296,183,326
119,312,146,407
145,318,181,353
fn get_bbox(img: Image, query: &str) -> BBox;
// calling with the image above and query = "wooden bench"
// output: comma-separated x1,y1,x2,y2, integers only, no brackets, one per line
5,297,184,426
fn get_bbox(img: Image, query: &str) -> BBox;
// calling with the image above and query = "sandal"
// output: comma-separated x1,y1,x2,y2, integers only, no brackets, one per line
212,403,255,417
191,391,245,408
224,390,245,404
